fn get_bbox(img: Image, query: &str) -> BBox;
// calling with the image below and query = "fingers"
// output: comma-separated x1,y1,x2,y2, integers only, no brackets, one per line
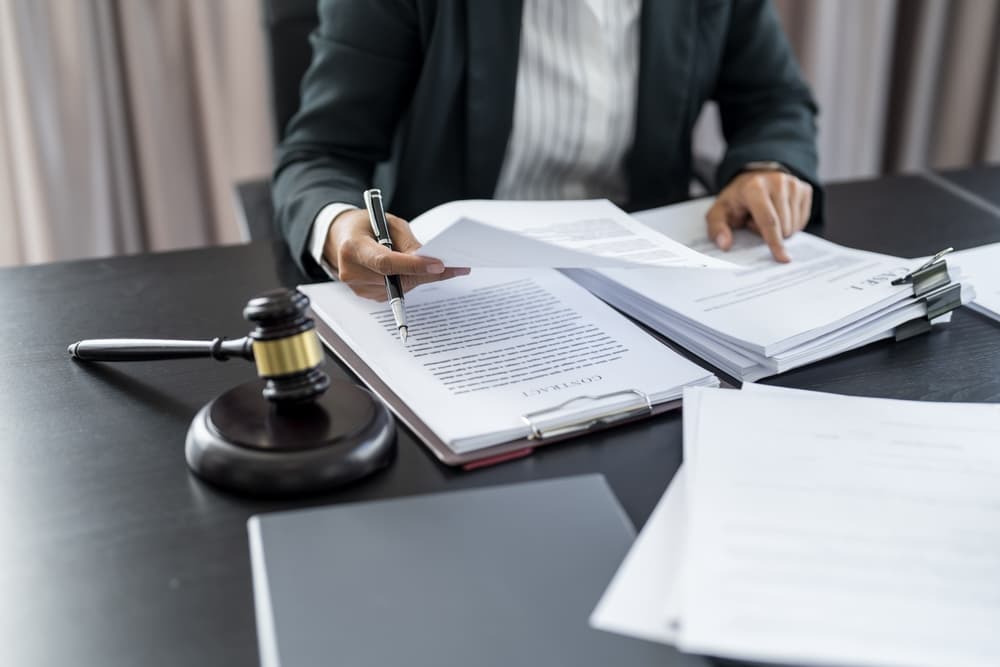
356,238,445,276
333,210,444,278
400,267,471,292
328,207,470,302
385,213,424,253
347,268,472,301
705,201,734,251
744,180,790,263
797,182,813,232
783,178,810,236
716,170,814,263
338,238,445,293
773,177,793,238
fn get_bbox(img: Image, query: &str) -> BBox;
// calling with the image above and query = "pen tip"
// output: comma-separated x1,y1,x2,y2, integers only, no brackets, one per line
399,327,408,345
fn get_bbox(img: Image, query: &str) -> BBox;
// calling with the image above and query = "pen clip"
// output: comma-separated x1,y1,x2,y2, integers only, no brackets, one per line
363,188,388,242
891,247,953,286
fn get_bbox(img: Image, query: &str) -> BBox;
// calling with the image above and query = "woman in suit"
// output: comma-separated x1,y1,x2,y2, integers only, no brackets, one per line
274,0,819,299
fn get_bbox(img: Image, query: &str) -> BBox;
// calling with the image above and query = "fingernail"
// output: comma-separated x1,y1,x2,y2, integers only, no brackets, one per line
714,233,728,249
426,262,445,274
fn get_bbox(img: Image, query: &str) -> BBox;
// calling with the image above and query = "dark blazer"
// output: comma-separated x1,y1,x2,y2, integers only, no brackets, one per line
274,0,820,278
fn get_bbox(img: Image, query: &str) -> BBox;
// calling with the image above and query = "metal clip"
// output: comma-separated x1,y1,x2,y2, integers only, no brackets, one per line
891,247,953,297
894,282,963,342
521,389,653,440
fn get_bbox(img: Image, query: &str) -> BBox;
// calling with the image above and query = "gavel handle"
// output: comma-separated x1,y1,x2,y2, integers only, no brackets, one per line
68,337,253,362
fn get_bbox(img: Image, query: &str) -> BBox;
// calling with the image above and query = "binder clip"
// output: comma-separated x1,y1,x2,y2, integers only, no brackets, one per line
893,248,963,341
521,389,653,440
891,247,953,296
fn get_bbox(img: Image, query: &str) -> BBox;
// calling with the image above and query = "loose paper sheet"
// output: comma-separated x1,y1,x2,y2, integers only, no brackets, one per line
949,243,1000,323
589,468,687,645
679,386,1000,667
594,383,1000,667
410,199,735,269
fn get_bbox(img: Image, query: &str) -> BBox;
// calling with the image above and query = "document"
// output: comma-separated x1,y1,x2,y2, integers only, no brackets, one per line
300,269,717,453
591,377,717,644
679,386,1000,667
593,384,1000,667
603,199,922,356
950,242,1000,322
563,198,970,381
574,270,955,381
589,468,687,645
410,199,735,269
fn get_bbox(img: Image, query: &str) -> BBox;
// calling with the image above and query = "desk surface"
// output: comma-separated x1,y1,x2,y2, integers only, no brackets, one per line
1,166,998,667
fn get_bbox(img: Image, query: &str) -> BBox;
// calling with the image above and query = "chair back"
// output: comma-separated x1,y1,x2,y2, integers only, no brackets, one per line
262,0,320,140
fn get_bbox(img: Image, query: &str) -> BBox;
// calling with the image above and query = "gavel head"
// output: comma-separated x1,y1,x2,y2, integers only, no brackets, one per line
243,289,330,404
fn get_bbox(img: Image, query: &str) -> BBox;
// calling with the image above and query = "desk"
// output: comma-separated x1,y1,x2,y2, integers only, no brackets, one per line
1,167,998,666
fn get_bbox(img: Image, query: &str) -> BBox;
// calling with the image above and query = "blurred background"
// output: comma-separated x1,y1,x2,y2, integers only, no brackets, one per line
0,0,997,267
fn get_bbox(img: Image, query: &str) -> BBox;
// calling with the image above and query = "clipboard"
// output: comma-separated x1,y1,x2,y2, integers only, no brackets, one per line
310,312,682,469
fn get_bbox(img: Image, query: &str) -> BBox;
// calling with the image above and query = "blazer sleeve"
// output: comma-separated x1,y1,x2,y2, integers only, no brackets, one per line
272,0,421,277
712,1,822,221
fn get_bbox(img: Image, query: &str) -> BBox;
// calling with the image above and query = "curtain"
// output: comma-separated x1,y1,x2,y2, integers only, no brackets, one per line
882,0,1000,171
774,0,1000,180
697,0,1000,182
0,0,272,267
1,0,998,267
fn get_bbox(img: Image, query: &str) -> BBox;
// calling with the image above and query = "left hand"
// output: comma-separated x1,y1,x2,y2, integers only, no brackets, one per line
706,170,813,263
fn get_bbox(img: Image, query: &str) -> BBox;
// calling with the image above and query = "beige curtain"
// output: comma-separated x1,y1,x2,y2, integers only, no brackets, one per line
774,0,1000,180
882,0,1000,171
0,0,272,267
697,0,1000,182
1,1,998,267
774,0,899,180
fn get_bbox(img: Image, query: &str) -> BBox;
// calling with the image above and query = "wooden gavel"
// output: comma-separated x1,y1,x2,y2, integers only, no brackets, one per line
68,288,330,404
66,287,396,497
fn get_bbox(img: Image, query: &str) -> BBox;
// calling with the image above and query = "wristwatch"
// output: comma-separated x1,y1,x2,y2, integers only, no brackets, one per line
740,160,789,175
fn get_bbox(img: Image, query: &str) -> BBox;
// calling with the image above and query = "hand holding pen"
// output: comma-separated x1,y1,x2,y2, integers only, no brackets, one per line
318,199,470,309
364,189,410,342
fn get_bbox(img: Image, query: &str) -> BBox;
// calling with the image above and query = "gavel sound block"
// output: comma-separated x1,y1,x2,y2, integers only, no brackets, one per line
69,289,396,497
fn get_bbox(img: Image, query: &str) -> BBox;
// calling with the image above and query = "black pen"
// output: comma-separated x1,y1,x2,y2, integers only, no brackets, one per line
363,188,409,343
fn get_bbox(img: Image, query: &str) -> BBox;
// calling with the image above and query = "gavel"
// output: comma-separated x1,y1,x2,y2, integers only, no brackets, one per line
68,288,396,497
69,289,330,405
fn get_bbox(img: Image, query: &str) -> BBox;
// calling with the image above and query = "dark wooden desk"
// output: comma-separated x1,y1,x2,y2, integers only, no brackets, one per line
937,164,1000,209
1,168,998,666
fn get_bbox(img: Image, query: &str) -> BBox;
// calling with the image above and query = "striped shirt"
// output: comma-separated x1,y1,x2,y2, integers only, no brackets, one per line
494,0,640,204
309,0,642,270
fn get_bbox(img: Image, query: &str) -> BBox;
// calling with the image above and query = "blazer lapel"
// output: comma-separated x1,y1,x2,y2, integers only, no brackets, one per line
465,0,524,198
628,0,697,209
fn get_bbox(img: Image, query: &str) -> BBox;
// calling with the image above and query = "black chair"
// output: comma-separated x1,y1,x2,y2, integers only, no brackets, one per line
262,0,321,140
234,0,319,242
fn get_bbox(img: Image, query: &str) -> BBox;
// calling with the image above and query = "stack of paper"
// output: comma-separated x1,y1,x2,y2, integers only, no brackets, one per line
301,269,718,457
592,384,1000,667
566,199,973,381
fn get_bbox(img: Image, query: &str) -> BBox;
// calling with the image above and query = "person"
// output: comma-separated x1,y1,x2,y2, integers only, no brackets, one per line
273,0,819,300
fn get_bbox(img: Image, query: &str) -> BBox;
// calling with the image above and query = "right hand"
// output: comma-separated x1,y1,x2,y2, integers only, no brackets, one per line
324,209,469,301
